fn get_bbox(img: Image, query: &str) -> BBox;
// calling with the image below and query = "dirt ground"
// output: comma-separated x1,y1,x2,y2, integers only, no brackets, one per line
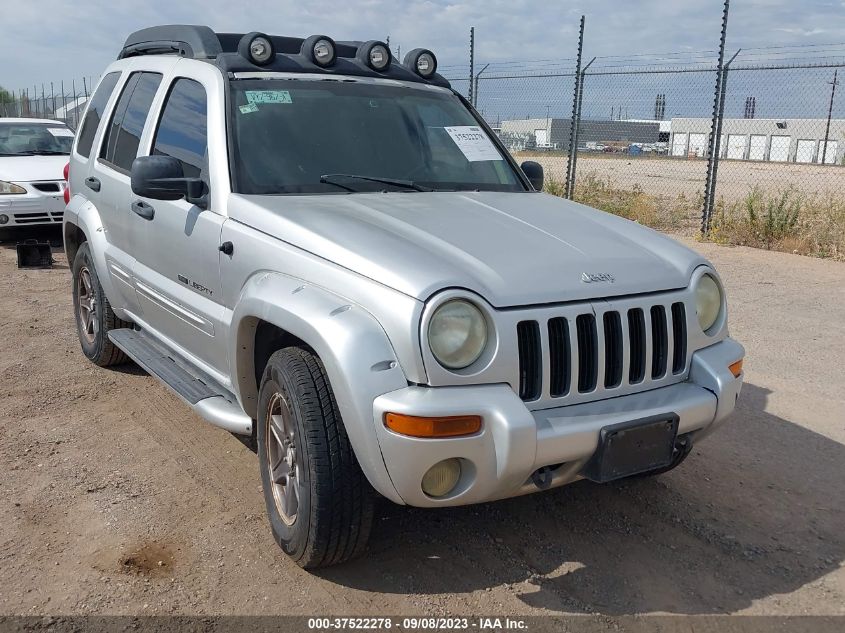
0,229,843,618
525,154,845,202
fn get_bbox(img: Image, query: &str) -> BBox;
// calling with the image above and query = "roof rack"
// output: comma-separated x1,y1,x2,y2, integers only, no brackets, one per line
117,25,451,89
119,25,223,59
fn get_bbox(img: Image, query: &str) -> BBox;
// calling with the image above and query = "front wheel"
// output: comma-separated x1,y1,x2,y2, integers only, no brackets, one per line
257,347,374,568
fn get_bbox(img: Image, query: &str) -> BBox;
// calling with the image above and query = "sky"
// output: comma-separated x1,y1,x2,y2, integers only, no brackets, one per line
1,0,844,121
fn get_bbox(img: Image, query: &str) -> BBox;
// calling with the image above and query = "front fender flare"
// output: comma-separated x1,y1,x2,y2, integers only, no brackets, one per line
231,272,408,503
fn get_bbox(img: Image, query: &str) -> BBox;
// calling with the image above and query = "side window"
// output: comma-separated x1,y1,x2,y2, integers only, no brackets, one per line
99,72,162,172
152,79,208,179
75,72,121,158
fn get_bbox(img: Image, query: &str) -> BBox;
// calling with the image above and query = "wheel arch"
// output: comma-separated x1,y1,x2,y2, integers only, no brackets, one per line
231,272,408,503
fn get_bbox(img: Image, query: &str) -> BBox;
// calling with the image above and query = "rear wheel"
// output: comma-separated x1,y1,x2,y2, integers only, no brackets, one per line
71,242,130,366
257,347,374,568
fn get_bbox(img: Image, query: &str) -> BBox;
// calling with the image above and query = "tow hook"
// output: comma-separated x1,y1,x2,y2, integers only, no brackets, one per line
531,466,554,490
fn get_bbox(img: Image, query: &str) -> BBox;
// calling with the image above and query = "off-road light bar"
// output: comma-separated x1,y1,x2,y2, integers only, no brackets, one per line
302,34,337,67
358,40,391,72
239,32,275,65
404,48,437,78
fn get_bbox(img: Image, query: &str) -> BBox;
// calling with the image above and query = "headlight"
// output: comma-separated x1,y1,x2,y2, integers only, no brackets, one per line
0,181,26,195
428,299,488,369
695,273,722,332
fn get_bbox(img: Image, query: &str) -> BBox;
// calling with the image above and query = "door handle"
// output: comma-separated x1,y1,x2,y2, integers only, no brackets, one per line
84,177,101,192
131,200,155,220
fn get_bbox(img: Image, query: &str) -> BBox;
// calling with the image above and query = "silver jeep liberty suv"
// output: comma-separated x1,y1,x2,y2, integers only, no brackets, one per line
64,26,745,568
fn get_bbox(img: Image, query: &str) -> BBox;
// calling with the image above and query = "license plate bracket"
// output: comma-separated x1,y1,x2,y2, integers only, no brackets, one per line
583,413,679,483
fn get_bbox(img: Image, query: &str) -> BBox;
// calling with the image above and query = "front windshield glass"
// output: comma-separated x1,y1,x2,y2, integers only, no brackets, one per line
0,123,74,156
229,79,525,194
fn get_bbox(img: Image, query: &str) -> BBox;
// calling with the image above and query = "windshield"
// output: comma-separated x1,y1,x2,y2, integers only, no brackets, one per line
229,79,525,194
0,123,74,156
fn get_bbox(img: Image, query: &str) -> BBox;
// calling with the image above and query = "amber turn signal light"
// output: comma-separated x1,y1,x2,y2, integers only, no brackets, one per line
384,413,482,438
729,359,743,377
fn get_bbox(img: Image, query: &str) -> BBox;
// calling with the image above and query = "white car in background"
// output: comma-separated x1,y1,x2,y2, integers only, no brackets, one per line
0,118,74,240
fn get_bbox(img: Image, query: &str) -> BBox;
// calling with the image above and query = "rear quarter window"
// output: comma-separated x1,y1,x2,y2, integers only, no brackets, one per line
75,72,121,158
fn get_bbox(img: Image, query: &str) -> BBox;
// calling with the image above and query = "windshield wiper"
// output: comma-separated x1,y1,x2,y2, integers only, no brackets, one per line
320,174,432,192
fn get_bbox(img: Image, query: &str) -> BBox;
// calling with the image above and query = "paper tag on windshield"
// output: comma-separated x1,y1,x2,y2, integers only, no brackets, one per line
239,103,259,114
47,128,74,138
444,126,502,162
245,90,292,104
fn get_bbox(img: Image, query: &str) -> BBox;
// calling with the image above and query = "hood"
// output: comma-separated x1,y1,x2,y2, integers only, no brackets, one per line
228,191,707,308
0,155,68,182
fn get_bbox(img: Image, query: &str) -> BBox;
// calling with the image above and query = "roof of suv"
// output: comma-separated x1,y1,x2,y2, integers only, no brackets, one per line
118,25,451,89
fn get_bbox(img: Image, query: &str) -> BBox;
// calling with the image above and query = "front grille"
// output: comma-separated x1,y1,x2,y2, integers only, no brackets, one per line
32,182,61,193
12,211,62,224
516,299,689,403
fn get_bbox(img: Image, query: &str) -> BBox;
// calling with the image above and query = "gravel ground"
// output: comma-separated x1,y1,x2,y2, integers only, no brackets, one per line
0,229,843,618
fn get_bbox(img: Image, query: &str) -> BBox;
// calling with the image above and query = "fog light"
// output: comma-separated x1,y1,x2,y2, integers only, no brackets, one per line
421,459,461,498
359,40,391,71
0,214,8,225
239,32,275,66
404,48,438,78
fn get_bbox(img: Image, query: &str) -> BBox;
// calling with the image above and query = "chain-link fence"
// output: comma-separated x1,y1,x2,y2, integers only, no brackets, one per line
1,79,97,129
444,46,845,257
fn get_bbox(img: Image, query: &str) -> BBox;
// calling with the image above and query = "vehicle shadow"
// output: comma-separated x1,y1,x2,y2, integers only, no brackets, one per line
319,382,844,614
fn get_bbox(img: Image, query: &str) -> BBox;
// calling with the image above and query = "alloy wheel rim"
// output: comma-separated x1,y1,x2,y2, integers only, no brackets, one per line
77,267,98,345
266,391,300,525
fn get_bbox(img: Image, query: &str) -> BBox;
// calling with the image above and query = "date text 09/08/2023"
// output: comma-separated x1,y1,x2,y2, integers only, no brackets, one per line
307,617,529,630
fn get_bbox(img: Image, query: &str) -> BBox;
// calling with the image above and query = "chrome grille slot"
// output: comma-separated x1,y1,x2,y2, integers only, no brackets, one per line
516,320,542,401
603,311,623,388
627,308,647,384
548,317,571,397
576,314,598,393
650,305,668,379
671,302,687,374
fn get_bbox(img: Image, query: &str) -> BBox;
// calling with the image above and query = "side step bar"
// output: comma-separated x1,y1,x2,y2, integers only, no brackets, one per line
108,328,252,436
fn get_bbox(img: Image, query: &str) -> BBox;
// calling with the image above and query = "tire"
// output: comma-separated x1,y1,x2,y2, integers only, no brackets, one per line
71,242,131,367
257,347,374,569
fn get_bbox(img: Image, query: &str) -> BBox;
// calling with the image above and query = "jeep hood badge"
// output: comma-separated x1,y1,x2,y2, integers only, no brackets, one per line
581,272,615,284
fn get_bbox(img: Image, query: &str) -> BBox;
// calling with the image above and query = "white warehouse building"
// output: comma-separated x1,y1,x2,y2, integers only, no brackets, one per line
669,118,845,164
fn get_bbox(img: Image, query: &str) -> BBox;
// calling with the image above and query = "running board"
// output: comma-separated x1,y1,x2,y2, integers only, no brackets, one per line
108,328,252,436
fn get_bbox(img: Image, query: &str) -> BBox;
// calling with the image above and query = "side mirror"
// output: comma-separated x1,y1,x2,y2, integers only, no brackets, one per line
130,155,207,208
520,160,544,191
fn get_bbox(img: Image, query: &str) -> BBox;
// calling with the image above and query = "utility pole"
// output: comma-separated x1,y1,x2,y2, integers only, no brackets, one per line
822,69,839,165
468,27,475,105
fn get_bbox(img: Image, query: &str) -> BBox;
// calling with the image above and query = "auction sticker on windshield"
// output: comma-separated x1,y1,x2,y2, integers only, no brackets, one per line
245,90,292,104
47,128,74,137
444,126,502,162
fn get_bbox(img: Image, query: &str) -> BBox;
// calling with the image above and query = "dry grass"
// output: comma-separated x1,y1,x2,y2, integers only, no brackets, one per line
709,187,845,261
544,171,697,233
543,171,845,261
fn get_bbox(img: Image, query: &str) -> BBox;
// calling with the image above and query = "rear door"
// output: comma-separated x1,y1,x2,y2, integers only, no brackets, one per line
86,70,163,312
129,65,229,382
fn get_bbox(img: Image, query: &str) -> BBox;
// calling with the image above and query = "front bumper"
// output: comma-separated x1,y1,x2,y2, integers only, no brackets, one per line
373,337,744,507
0,183,66,228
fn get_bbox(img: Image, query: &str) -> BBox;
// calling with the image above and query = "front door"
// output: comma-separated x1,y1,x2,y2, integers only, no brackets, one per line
128,76,229,382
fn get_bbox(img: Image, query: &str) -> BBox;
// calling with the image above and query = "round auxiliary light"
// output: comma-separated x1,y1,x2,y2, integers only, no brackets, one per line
421,459,462,498
359,40,391,72
239,32,275,66
0,214,8,225
404,48,438,78
695,273,723,333
302,34,337,67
